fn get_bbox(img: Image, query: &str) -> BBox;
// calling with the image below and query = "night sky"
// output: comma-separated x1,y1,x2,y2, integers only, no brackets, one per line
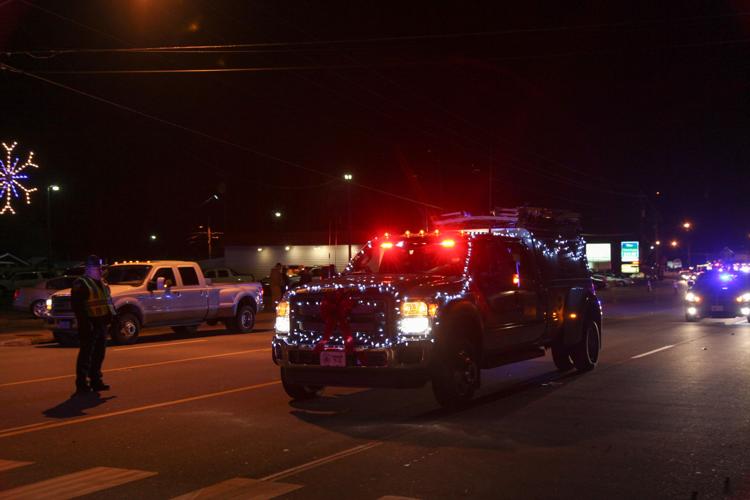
2,1,750,262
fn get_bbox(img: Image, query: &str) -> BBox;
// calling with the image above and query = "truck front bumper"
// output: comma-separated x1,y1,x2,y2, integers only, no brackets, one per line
47,314,78,334
272,337,434,389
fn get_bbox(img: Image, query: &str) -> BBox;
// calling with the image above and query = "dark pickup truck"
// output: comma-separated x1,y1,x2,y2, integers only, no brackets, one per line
272,209,602,408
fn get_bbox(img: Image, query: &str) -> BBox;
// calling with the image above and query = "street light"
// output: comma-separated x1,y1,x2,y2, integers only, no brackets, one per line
681,221,693,265
46,185,61,268
682,221,692,230
149,234,157,241
343,173,353,260
670,240,678,247
273,211,282,218
655,240,661,246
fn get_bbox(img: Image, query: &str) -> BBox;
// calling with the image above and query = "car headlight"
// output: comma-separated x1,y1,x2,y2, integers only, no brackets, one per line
685,292,701,303
736,293,750,303
275,300,290,334
398,300,437,336
46,298,53,311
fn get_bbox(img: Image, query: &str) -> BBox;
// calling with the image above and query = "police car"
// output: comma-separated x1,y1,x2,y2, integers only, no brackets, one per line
685,270,750,322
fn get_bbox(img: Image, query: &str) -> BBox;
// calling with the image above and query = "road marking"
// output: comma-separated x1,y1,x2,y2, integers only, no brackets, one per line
172,477,302,499
0,380,280,439
0,348,269,388
631,345,675,359
259,441,383,482
113,339,208,351
0,466,156,499
0,459,33,472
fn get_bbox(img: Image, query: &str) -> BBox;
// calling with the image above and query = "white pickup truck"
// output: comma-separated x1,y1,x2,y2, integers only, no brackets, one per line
46,260,263,345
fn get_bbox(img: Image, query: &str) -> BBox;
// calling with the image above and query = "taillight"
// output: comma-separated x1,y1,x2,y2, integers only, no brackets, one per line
13,289,20,301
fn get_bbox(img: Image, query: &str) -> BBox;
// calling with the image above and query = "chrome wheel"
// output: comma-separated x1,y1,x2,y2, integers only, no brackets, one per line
120,319,137,340
31,300,47,318
240,310,254,329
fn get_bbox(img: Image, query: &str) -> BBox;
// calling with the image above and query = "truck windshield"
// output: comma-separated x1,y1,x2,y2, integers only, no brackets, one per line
347,238,467,276
105,265,152,286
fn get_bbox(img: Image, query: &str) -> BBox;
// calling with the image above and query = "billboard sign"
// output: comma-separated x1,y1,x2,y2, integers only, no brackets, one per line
621,241,639,262
586,243,612,263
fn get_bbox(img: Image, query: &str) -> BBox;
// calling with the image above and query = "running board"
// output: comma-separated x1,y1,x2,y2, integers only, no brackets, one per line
481,347,546,369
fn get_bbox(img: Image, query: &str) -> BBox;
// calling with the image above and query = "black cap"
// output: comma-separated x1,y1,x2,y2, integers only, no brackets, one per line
86,255,102,267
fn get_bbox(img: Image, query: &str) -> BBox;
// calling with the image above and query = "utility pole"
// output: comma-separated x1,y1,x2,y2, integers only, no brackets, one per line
343,173,353,260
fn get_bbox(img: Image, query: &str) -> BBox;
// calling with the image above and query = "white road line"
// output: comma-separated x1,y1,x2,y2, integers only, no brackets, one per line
0,466,156,499
0,348,269,388
0,459,33,472
259,441,383,482
172,477,302,500
113,339,208,351
0,380,280,439
631,345,675,359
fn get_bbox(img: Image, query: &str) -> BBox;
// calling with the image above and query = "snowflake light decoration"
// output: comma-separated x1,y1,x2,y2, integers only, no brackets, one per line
0,141,39,215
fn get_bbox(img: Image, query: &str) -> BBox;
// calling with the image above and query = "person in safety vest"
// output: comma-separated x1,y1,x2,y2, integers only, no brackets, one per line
71,255,116,394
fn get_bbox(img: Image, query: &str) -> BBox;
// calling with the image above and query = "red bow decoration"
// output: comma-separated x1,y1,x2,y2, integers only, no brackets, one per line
315,290,356,354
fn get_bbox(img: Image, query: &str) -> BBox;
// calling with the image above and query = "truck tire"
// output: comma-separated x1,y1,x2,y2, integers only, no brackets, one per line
551,341,574,372
281,368,323,400
226,304,255,333
570,317,600,372
431,338,479,409
53,331,78,347
111,312,140,345
172,325,199,334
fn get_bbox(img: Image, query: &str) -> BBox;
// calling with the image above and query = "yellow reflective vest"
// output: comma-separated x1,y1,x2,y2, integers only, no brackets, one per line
78,276,116,318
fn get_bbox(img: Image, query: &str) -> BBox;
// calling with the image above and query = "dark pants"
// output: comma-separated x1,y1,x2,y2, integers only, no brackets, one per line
76,315,109,386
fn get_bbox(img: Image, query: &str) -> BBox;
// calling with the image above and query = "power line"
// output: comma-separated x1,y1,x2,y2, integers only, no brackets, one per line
0,62,443,210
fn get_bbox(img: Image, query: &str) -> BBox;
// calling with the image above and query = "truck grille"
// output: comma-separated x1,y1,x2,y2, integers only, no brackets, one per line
289,291,393,350
52,296,72,314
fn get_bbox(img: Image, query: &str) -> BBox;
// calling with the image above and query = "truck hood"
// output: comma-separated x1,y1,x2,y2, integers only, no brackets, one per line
290,273,463,299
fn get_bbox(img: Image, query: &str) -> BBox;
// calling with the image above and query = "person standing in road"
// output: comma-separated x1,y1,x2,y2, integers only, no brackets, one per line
71,255,115,395
270,262,283,306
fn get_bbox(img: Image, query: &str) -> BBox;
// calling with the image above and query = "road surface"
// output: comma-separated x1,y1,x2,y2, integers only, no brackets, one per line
0,287,748,499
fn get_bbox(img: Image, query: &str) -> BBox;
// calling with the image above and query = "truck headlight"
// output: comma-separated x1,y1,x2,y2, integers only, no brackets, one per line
398,301,436,336
736,292,750,303
685,292,701,302
46,298,53,311
275,300,290,334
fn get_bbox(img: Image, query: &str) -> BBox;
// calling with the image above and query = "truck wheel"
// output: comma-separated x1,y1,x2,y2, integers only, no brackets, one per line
281,368,323,400
171,325,199,334
570,318,600,372
53,331,78,347
31,300,47,319
431,339,479,409
111,312,140,345
551,342,574,372
226,304,255,333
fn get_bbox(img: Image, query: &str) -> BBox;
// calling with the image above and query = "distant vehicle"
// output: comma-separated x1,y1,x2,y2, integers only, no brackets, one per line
0,270,57,294
273,208,602,408
685,270,750,322
203,268,255,284
14,276,78,318
591,274,607,290
47,260,263,345
592,272,634,287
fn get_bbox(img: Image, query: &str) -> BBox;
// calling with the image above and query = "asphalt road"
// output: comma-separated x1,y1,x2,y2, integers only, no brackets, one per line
0,286,748,499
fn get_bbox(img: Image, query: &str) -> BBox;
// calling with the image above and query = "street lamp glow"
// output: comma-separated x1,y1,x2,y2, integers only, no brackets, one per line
149,234,157,241
670,240,678,247
682,221,692,230
655,240,661,246
343,173,353,181
273,211,282,218
49,185,60,192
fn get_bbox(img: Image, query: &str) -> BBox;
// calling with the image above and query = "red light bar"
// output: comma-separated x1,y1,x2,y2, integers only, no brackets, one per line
440,239,456,248
381,242,394,249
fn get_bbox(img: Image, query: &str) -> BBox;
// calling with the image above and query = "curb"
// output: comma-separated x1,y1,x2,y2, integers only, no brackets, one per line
0,333,54,347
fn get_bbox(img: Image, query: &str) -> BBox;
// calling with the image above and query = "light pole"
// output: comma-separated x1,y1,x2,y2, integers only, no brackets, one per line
343,173,353,260
46,185,60,268
682,221,692,267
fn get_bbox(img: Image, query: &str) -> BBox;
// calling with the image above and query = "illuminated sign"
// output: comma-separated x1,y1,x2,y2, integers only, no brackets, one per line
586,243,611,263
621,241,639,262
621,263,640,274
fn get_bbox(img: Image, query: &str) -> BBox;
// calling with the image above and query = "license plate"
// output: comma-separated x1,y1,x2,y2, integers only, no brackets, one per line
320,351,346,367
59,320,71,329
711,305,724,312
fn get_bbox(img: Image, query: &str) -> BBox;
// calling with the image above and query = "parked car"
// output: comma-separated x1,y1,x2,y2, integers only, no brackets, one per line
0,270,57,294
203,268,255,283
47,260,263,345
13,276,78,318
